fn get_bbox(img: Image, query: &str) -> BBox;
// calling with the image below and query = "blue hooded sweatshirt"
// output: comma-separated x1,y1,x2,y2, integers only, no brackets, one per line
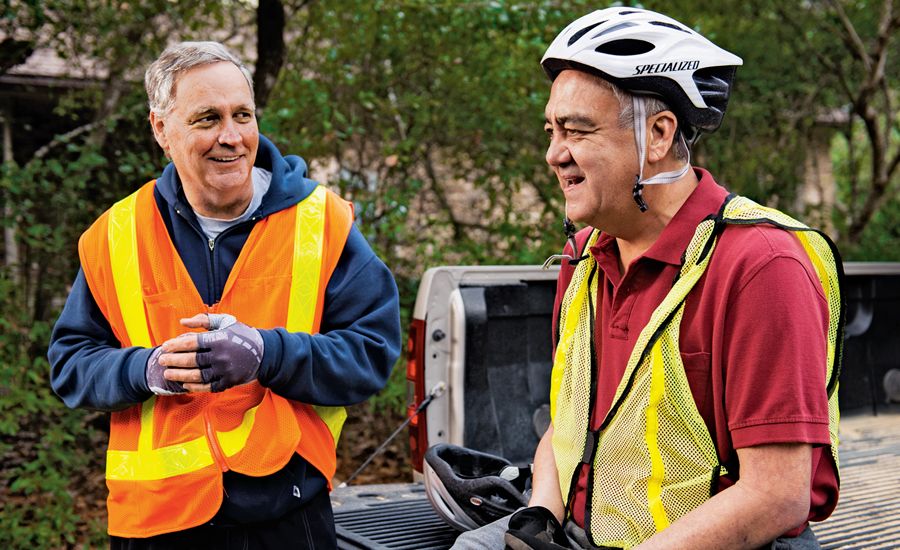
48,135,402,524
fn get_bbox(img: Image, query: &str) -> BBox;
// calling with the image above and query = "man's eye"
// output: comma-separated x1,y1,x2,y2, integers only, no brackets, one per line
236,112,253,121
194,115,217,125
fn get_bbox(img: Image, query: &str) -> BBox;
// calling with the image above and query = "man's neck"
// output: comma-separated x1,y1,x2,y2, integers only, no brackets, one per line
186,186,254,220
615,168,699,274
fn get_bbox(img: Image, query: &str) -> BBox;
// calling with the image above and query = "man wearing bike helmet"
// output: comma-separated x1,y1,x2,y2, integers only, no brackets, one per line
453,7,841,550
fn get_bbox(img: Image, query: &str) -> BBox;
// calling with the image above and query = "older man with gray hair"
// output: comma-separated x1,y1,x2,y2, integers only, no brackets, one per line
451,6,842,550
49,41,401,549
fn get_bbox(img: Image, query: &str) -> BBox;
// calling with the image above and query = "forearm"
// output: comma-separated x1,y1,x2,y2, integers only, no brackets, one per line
50,342,153,410
528,425,566,522
258,324,399,405
636,444,812,550
48,271,153,410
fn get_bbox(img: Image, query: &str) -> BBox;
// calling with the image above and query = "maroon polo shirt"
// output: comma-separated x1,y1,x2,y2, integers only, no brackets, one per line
552,168,838,534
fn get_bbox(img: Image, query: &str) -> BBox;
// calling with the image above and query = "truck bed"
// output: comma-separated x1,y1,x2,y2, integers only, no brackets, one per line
812,408,900,549
331,409,900,550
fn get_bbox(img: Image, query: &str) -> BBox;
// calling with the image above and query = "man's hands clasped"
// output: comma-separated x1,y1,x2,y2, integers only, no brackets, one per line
145,313,264,395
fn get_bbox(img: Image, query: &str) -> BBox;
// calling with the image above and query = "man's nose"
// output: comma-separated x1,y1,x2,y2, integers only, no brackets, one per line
546,137,572,167
218,120,241,146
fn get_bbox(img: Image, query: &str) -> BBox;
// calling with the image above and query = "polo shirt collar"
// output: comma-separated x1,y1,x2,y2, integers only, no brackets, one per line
641,168,729,266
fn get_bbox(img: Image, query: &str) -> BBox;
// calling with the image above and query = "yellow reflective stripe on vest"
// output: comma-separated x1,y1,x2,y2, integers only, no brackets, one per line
106,190,169,481
287,185,326,333
137,396,155,457
217,404,260,457
107,191,152,349
107,435,214,481
107,402,261,481
646,338,669,532
796,231,837,380
286,185,347,446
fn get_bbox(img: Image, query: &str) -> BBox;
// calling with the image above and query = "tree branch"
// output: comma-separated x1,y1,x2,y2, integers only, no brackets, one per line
777,5,855,99
424,145,463,240
887,148,900,184
860,0,896,103
828,0,871,71
31,121,104,160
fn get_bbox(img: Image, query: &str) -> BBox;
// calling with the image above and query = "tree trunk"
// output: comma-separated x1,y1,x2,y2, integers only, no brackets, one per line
797,124,838,239
254,0,286,110
1,110,18,282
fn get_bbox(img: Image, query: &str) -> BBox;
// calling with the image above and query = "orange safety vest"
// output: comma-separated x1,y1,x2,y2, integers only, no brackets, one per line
78,181,353,537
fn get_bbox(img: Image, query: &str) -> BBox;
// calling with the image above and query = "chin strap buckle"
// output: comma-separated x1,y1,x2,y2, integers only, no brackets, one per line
542,217,589,269
632,175,648,212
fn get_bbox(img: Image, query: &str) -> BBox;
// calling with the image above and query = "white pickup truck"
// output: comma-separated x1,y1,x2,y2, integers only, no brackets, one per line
331,263,900,550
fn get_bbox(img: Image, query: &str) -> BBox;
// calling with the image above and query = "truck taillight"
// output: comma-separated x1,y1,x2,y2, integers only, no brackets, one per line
406,318,428,472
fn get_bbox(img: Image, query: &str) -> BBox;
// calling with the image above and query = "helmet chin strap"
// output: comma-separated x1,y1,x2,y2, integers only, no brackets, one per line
631,95,691,212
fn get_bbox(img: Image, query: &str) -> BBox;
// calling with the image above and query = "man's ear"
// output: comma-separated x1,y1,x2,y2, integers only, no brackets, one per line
149,111,169,158
646,110,679,164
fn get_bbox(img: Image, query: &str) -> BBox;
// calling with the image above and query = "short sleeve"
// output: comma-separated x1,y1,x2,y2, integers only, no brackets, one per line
722,253,832,449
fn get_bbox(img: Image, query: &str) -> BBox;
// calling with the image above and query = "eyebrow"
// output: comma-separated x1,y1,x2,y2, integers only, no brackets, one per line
189,104,254,118
544,114,597,127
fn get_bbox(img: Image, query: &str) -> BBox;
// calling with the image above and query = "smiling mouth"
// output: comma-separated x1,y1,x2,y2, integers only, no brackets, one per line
210,155,241,162
563,176,585,188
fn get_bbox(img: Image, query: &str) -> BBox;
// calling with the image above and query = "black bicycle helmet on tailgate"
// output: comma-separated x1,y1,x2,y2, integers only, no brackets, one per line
424,443,531,531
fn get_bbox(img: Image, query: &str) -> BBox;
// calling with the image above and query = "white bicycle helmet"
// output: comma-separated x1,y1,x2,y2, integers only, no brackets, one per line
423,444,531,532
542,7,743,137
542,7,743,212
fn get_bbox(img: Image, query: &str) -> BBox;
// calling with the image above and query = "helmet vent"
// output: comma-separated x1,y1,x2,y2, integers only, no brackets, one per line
592,21,638,39
618,10,641,15
568,22,603,46
595,39,655,56
650,21,691,34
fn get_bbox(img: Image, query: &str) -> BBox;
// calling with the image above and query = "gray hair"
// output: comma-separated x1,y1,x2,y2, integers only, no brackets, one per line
145,41,255,118
595,78,690,162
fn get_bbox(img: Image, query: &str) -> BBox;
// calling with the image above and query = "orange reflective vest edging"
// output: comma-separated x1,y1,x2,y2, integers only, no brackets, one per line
78,181,353,537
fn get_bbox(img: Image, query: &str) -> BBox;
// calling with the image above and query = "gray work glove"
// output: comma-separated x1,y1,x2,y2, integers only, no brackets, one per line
196,313,264,393
146,346,187,395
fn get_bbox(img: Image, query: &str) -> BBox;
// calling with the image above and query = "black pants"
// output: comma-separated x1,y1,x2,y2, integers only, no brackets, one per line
109,488,336,550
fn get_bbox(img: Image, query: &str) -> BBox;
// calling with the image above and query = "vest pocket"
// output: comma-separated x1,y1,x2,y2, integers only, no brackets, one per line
142,289,202,343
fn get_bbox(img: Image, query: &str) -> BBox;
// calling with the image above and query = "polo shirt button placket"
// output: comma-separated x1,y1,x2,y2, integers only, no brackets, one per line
610,283,635,340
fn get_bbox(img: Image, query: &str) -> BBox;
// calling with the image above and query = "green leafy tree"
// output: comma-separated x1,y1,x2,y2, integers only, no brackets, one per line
644,0,900,255
265,0,591,282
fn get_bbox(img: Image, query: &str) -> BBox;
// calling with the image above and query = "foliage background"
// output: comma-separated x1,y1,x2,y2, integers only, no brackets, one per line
1,0,898,546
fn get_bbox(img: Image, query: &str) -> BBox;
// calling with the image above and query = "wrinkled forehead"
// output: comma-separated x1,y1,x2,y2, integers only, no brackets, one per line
544,70,621,121
170,62,254,111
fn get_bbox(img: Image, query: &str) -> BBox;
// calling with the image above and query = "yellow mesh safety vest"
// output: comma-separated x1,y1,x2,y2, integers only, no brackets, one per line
550,195,843,549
